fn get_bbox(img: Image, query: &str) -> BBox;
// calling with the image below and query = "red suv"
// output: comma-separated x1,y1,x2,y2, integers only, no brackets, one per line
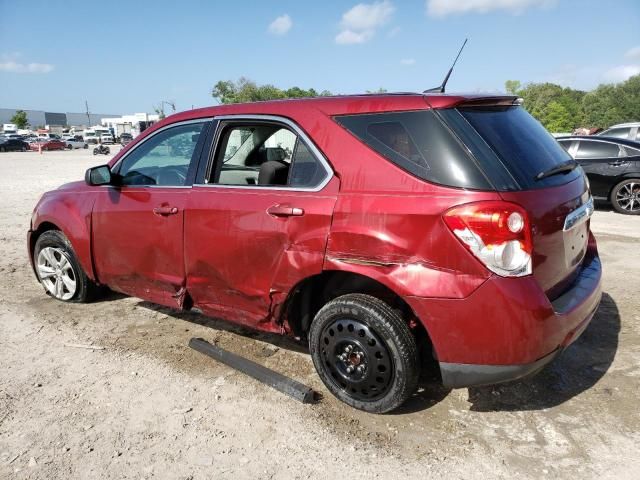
28,94,602,413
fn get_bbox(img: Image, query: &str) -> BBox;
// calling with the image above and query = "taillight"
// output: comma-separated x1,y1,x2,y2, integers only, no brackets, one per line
443,201,532,277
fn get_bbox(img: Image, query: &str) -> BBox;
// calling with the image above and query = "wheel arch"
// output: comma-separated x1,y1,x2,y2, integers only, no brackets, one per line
30,194,98,282
279,270,439,374
608,173,640,200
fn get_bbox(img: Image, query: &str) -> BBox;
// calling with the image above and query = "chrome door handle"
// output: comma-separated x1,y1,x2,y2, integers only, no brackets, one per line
608,160,628,167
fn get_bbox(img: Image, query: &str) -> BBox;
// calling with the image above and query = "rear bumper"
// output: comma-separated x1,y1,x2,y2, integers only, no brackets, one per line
405,251,602,388
440,349,559,388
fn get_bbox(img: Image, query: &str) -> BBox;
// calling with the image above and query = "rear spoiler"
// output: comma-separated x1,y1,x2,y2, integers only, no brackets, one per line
424,94,522,109
456,96,522,107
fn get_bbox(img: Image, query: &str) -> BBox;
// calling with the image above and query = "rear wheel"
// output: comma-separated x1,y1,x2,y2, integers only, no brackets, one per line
33,230,99,302
67,144,72,150
611,178,640,215
309,294,419,413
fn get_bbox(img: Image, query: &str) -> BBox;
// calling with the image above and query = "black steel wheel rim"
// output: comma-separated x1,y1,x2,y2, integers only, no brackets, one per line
319,318,393,401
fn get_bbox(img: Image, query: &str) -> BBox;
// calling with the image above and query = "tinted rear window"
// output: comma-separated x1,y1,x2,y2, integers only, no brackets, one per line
441,106,581,189
334,110,492,190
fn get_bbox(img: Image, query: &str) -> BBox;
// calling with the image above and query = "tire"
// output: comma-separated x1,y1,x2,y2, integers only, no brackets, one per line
105,147,110,154
84,144,88,149
309,294,419,413
67,144,72,150
33,230,99,303
93,148,98,155
0,146,5,152
21,146,26,152
610,178,640,215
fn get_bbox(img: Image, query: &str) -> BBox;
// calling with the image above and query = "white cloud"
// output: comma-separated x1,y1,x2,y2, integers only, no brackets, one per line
603,64,640,83
336,30,373,45
335,1,395,45
0,61,54,73
268,14,292,36
624,46,640,61
426,0,557,17
400,58,416,65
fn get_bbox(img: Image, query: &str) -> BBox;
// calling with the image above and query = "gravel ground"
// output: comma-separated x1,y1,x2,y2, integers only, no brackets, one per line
0,148,638,479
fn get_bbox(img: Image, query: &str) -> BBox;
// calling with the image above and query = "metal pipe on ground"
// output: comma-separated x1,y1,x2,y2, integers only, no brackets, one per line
188,337,317,404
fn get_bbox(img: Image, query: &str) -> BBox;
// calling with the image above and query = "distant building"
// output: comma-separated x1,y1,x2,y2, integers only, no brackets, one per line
0,108,124,128
101,113,161,138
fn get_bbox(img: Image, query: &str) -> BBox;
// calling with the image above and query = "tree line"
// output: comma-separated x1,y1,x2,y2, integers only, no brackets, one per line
211,75,640,133
505,75,640,132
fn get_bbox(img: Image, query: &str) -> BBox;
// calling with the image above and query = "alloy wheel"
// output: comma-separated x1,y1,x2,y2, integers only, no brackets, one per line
37,247,77,300
616,182,640,212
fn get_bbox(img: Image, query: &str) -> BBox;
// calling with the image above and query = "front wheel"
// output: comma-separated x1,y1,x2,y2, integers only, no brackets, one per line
67,144,72,150
33,230,99,302
309,294,419,413
93,148,98,155
611,178,640,215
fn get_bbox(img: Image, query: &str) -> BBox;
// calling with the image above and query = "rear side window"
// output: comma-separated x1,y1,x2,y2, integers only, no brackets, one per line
601,127,630,139
334,110,492,190
441,106,581,190
210,122,328,189
575,141,621,159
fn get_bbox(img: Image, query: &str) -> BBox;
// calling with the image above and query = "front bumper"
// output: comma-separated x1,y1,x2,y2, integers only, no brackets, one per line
405,251,602,388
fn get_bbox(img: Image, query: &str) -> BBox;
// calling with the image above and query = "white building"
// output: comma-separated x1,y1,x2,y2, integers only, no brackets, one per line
101,113,160,138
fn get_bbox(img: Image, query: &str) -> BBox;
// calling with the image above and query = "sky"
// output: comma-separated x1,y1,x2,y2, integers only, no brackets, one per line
0,0,639,114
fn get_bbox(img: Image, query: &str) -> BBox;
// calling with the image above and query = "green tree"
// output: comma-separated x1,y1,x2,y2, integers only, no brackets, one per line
211,77,331,104
10,110,29,129
544,101,572,133
504,80,521,95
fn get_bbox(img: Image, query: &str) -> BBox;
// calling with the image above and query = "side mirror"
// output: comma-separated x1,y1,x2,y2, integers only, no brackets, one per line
85,165,112,186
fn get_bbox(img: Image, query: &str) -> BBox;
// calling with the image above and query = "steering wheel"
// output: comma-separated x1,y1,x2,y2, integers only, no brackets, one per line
156,166,187,186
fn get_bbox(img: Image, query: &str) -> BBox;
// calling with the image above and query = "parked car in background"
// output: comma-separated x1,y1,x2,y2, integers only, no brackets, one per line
65,136,88,149
100,133,114,144
29,138,67,151
597,122,640,141
4,133,25,141
38,133,62,141
0,136,30,152
120,133,134,146
28,94,603,412
557,135,640,214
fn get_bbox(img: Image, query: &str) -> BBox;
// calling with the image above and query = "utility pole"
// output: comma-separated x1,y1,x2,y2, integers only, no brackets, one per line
85,100,91,127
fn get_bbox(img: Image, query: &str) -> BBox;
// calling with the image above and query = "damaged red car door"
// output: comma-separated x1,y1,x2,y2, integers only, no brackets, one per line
92,121,209,307
184,117,337,332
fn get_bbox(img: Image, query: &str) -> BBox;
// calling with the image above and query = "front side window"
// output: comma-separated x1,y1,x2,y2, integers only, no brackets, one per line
211,122,327,189
117,122,206,186
575,141,621,159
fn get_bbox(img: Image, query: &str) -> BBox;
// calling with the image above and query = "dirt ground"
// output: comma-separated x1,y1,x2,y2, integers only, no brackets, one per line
1,148,638,479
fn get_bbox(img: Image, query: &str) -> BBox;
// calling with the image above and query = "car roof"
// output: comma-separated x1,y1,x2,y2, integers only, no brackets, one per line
157,92,519,123
556,135,640,148
603,122,640,129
